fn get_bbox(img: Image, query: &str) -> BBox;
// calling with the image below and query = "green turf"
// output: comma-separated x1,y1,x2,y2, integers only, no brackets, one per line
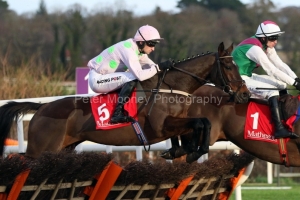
229,185,300,200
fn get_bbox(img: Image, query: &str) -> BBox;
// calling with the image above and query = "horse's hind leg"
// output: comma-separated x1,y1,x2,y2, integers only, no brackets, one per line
186,118,211,163
25,117,69,158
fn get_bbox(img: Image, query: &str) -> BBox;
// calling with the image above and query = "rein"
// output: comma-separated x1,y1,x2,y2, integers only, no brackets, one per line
171,66,210,84
147,70,168,116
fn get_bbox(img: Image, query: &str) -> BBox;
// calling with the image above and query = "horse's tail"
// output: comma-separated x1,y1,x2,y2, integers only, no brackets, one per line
0,101,44,155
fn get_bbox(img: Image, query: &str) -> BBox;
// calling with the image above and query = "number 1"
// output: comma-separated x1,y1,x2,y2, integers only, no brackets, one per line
250,112,259,129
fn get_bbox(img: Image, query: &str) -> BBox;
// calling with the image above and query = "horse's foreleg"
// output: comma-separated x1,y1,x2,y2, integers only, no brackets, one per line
186,118,211,163
160,118,205,160
198,118,211,153
160,137,181,159
160,134,197,160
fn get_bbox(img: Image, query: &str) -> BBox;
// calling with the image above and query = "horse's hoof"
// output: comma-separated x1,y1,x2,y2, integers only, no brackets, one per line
160,150,175,160
174,147,188,158
186,152,202,163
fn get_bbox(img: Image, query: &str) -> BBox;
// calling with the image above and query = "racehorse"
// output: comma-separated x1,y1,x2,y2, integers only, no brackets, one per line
163,85,300,166
0,42,250,159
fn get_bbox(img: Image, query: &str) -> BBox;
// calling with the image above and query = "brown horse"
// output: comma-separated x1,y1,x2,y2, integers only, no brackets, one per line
0,42,250,159
164,85,300,166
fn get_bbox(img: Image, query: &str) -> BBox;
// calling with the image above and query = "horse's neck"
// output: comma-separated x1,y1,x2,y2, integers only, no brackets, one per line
140,53,216,94
141,71,199,94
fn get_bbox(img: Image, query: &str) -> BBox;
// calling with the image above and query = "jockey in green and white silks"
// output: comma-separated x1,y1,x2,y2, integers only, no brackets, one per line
87,25,173,124
232,20,300,139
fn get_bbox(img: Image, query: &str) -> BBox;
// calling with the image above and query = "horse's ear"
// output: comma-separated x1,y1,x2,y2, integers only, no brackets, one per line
227,43,234,53
218,42,225,54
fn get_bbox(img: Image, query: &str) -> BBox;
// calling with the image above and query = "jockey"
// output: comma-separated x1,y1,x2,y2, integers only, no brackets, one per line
232,20,300,139
87,25,173,124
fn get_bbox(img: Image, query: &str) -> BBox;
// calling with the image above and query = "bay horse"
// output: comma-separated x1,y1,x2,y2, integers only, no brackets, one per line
0,42,250,159
164,85,300,166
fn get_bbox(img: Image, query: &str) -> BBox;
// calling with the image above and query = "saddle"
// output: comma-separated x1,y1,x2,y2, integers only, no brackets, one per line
249,94,300,121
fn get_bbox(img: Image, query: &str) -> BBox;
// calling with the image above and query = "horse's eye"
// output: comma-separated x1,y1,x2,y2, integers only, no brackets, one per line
223,64,231,70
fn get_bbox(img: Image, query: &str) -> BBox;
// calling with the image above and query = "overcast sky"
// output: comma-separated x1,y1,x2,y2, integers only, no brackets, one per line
5,0,300,16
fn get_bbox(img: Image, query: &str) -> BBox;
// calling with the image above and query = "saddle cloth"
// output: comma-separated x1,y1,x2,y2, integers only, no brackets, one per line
244,101,297,144
90,90,138,130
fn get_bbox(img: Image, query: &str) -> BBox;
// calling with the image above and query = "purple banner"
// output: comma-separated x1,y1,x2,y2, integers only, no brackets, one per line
76,67,90,94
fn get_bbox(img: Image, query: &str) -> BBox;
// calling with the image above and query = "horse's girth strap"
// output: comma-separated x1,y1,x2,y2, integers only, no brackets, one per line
150,89,191,97
278,138,289,167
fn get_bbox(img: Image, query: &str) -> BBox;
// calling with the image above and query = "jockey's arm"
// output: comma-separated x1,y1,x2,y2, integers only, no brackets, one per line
246,45,296,86
120,50,159,82
267,47,297,79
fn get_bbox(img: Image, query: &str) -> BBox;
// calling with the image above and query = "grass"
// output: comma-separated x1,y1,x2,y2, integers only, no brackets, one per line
229,184,300,200
0,58,74,100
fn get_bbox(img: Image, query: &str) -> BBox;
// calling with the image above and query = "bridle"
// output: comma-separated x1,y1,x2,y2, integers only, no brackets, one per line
171,52,246,97
215,53,246,96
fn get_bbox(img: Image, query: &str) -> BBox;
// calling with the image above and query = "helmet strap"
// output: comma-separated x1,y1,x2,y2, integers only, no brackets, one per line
258,23,270,46
259,24,268,38
136,41,146,54
257,37,267,48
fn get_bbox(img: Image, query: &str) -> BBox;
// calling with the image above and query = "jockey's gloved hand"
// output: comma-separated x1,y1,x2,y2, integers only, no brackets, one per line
158,59,174,71
293,79,300,91
295,77,300,82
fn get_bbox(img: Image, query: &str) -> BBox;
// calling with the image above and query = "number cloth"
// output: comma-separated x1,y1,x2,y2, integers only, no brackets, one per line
244,101,296,143
90,91,138,129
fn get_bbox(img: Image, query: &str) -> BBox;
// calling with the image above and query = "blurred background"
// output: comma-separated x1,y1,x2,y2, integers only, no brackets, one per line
2,0,300,189
2,0,300,84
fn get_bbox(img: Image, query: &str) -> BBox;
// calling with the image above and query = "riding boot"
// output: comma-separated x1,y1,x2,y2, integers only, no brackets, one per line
268,96,299,139
110,81,137,124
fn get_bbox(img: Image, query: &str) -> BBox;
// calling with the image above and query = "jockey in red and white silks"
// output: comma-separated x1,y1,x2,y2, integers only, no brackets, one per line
232,20,300,139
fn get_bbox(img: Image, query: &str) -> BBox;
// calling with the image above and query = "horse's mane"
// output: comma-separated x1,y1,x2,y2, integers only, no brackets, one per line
280,94,300,119
174,51,212,65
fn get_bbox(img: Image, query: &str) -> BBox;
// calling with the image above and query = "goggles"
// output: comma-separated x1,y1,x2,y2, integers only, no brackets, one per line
267,35,279,41
138,30,158,47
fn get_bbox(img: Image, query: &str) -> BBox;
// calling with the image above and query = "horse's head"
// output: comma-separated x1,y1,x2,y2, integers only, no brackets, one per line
210,42,251,104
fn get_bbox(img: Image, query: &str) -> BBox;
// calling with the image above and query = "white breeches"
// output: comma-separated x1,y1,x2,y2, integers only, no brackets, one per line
88,69,137,93
242,73,287,99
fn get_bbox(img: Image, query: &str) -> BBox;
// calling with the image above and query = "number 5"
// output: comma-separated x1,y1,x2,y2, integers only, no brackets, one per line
98,103,110,123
